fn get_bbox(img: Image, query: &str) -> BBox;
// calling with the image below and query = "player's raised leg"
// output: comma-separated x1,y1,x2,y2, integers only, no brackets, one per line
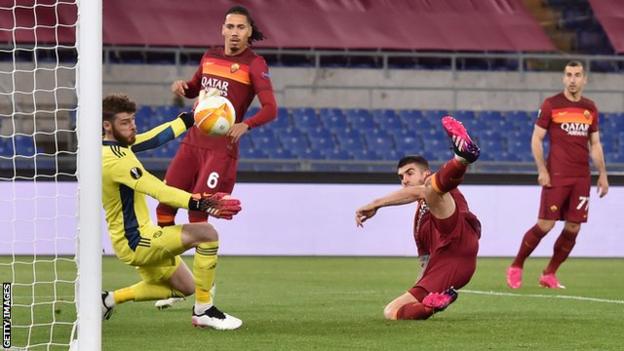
425,116,480,219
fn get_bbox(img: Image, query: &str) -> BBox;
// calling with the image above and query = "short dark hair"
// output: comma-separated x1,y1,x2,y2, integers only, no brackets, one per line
102,94,136,122
225,5,265,44
397,155,429,170
565,60,584,72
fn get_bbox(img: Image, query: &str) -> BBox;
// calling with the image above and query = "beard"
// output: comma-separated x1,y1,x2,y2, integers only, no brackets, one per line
112,127,135,147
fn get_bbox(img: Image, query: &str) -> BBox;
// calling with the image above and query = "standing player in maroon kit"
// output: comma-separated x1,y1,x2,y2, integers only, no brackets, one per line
157,5,276,226
506,61,609,289
355,117,481,320
155,5,277,309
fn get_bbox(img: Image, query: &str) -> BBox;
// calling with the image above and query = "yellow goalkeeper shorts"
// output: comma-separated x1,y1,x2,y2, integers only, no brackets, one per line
125,225,186,282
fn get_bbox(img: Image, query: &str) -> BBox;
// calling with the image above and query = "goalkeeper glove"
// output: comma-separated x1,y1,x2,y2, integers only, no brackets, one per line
188,192,242,220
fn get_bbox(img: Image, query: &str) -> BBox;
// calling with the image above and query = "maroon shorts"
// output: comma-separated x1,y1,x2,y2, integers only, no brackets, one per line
158,142,237,222
409,210,480,301
538,177,590,223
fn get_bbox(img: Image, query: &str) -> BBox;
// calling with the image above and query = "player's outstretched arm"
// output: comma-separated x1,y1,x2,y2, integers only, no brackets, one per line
589,131,609,197
131,112,194,153
109,157,241,219
355,186,426,227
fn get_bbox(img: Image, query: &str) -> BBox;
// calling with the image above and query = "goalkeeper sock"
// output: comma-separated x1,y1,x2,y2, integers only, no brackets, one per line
193,241,219,313
432,158,467,194
395,302,434,320
113,282,183,304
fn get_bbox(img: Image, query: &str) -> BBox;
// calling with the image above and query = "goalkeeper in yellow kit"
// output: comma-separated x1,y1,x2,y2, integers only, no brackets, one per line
101,94,242,330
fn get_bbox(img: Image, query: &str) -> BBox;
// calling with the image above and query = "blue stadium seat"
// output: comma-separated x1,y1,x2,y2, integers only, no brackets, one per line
332,128,362,141
324,148,351,160
308,136,336,152
363,133,395,153
279,135,310,153
267,148,297,159
239,136,254,150
300,148,325,160
350,148,384,160
239,147,269,159
318,107,344,118
270,107,292,128
306,126,333,139
339,136,366,151
372,109,402,128
280,127,306,139
394,135,425,151
291,109,321,129
320,113,349,130
507,140,532,162
251,135,281,150
291,107,315,118
479,110,503,121
347,109,377,131
402,115,434,131
252,126,276,139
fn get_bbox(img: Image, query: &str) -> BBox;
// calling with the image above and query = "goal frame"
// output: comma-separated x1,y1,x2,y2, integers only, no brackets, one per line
76,0,102,349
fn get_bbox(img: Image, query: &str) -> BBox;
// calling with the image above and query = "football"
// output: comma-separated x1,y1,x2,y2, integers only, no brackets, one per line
193,94,236,136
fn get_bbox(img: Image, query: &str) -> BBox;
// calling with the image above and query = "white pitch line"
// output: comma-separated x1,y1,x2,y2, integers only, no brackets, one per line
462,289,624,305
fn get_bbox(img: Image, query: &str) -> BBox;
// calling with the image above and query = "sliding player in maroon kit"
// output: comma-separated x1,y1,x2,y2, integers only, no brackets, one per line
155,5,277,309
355,117,481,320
506,61,608,289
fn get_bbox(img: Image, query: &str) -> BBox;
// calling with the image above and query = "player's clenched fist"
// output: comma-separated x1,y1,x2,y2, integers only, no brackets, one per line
188,192,242,219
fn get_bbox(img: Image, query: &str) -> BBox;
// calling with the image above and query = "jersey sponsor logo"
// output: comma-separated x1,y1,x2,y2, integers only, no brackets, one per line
560,122,589,136
130,167,143,180
201,77,229,97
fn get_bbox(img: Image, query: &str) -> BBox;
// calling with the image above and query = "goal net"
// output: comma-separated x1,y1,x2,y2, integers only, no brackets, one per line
0,0,101,350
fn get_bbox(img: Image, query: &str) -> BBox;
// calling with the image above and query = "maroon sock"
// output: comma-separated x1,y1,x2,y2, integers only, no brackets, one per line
396,303,434,320
544,229,578,274
432,158,467,194
156,204,177,227
189,211,208,223
511,225,548,268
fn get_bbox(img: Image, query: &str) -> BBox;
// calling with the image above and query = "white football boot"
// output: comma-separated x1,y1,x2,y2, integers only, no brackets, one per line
191,306,242,330
101,292,114,320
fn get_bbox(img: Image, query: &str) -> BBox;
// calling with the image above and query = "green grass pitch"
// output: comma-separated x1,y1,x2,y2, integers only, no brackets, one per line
2,256,623,350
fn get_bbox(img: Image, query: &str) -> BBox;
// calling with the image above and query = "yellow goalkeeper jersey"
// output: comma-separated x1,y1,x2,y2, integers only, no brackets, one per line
102,116,191,261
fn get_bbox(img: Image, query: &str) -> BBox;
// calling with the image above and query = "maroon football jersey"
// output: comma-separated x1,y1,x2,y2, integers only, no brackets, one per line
413,189,479,257
182,47,274,155
536,92,598,184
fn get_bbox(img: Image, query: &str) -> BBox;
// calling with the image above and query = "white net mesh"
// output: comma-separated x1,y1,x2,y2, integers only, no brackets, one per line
0,1,79,349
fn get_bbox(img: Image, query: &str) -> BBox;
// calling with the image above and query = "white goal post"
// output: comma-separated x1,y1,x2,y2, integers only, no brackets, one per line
76,0,102,350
